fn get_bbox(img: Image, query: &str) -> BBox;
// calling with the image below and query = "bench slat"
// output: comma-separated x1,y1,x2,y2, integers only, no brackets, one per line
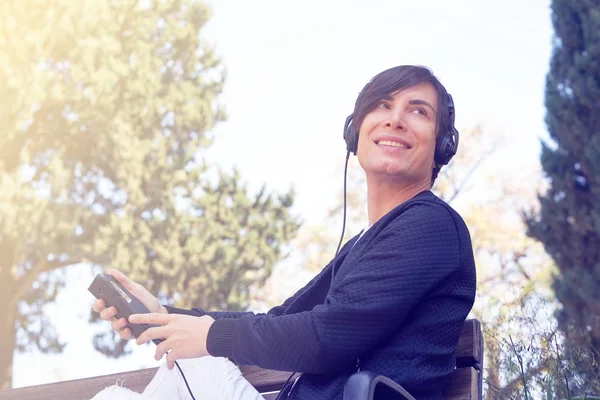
0,367,154,400
0,365,289,400
239,365,294,392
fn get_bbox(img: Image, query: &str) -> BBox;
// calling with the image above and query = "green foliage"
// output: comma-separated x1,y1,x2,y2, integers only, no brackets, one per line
525,0,600,393
0,0,299,387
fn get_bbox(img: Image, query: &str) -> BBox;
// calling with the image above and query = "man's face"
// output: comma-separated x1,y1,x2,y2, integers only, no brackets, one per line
356,82,438,186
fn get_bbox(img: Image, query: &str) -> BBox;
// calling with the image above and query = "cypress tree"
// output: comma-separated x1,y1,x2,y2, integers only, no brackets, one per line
526,0,600,392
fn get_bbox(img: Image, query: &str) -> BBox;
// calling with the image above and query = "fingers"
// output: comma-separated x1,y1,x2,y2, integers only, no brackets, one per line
100,306,118,321
129,312,170,326
92,278,135,341
155,340,171,361
119,327,133,340
111,317,128,332
166,351,177,370
92,299,105,313
95,302,132,339
136,325,165,345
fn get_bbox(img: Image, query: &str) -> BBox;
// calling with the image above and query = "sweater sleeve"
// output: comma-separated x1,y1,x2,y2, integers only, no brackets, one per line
207,203,462,374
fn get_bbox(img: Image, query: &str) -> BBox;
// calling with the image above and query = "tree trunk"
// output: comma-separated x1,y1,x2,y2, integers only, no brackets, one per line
0,302,16,389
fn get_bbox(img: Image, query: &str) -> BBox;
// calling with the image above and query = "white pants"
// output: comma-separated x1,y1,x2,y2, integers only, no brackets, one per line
91,357,265,400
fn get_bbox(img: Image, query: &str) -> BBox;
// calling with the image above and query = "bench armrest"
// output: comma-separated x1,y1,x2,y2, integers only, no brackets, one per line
343,371,416,400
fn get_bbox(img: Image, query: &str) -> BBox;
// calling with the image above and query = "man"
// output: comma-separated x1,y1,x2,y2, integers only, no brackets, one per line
94,65,476,399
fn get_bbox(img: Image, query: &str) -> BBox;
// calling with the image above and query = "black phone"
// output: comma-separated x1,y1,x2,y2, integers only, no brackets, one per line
88,273,162,344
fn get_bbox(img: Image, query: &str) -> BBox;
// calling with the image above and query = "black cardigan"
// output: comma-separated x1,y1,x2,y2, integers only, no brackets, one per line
166,190,477,399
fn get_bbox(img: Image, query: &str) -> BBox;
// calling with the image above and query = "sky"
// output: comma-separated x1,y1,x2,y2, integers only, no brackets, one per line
12,0,554,389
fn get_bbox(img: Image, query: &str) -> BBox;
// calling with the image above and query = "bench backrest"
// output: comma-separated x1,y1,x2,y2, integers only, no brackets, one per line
0,319,483,400
445,319,484,400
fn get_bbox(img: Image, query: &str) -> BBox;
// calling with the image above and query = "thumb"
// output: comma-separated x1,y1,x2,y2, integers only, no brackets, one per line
109,268,161,313
109,268,138,294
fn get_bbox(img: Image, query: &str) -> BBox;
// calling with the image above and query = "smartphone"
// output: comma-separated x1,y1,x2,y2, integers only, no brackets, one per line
88,273,162,343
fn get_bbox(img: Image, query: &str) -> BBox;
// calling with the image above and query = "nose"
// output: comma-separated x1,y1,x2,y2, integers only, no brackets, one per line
385,108,406,131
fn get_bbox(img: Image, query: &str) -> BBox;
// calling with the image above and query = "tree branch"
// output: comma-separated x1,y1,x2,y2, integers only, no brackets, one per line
10,259,76,308
445,142,497,204
484,378,516,400
498,357,550,396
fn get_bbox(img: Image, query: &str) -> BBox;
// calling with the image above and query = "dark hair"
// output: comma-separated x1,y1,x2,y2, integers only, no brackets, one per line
352,65,452,185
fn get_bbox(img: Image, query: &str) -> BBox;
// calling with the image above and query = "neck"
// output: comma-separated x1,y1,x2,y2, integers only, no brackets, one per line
366,176,431,225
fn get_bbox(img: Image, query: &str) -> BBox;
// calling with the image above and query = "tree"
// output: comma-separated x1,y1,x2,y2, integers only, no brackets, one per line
0,0,299,389
525,0,600,392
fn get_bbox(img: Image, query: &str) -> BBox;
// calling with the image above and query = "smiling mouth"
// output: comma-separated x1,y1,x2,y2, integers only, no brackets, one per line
375,140,411,149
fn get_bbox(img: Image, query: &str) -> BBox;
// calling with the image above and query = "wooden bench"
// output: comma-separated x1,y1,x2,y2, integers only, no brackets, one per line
0,319,483,400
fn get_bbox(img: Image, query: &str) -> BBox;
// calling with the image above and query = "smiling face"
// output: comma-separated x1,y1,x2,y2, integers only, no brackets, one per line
356,82,439,187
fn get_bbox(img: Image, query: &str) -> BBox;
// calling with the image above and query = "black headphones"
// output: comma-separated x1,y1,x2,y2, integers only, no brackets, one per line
343,93,459,167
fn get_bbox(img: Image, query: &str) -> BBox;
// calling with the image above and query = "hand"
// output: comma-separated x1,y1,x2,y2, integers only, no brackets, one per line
92,268,167,340
130,313,215,370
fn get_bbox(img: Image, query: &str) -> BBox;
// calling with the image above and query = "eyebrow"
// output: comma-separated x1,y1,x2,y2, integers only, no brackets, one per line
408,99,436,113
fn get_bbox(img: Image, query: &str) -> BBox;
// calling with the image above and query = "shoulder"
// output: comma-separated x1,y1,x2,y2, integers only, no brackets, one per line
381,191,467,237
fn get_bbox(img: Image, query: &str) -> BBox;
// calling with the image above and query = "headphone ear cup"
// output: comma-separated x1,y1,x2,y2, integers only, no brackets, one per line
434,127,458,166
343,114,359,155
435,93,460,166
348,125,359,155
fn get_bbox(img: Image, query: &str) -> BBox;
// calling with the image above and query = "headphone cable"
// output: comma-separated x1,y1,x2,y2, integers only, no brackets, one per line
174,360,196,400
331,150,351,283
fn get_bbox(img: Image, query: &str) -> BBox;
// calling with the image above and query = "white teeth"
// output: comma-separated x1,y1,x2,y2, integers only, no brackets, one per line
377,140,408,148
